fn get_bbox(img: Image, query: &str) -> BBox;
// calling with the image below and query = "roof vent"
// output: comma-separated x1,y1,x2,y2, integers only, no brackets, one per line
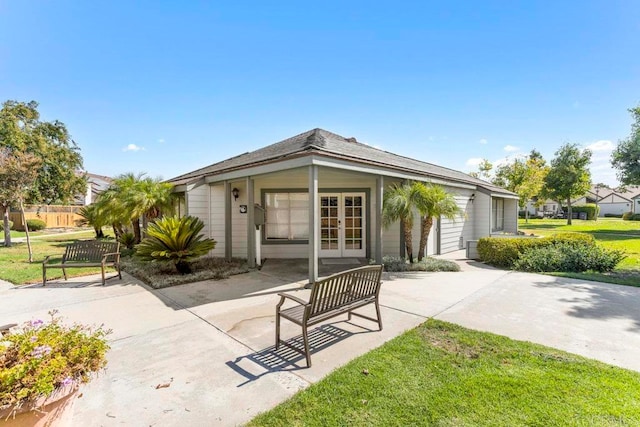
345,137,357,143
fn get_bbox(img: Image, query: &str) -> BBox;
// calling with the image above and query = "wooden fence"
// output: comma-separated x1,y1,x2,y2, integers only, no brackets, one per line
8,205,84,230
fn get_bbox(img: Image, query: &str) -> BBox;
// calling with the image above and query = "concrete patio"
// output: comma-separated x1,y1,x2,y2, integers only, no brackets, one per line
2,255,640,425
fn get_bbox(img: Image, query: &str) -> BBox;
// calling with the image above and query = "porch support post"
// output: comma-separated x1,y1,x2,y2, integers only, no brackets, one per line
308,165,319,284
375,175,384,264
224,181,232,261
246,177,256,268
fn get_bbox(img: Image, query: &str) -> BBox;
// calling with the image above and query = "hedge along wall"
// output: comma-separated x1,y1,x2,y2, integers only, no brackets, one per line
477,233,596,268
572,203,600,220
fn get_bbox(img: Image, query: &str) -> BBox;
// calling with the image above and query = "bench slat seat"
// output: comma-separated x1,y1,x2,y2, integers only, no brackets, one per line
275,265,383,367
42,241,121,286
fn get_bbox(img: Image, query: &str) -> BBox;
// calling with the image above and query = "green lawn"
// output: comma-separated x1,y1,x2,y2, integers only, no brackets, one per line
518,218,640,286
250,320,640,426
0,230,117,285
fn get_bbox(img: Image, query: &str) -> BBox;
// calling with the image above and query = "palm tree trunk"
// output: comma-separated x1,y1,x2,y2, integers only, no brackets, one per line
403,218,414,263
132,218,141,243
418,215,433,261
19,200,33,263
567,198,572,225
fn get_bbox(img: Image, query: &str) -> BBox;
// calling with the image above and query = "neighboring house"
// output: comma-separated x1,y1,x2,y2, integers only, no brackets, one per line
596,189,634,216
74,173,112,206
167,128,518,282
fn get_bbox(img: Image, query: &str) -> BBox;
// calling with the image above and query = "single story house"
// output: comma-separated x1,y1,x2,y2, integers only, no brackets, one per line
168,128,518,282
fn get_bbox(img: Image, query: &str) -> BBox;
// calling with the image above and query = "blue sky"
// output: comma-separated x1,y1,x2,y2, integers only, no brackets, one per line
1,1,638,186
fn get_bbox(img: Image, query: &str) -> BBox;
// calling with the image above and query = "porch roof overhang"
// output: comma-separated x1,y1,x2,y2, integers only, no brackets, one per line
202,152,478,191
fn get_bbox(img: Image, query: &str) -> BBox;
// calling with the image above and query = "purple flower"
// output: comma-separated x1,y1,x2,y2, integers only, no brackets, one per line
61,377,73,386
31,345,52,358
29,336,38,343
30,319,44,329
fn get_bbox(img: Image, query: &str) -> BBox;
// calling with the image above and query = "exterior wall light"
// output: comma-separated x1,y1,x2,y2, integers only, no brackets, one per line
232,187,240,201
469,193,475,203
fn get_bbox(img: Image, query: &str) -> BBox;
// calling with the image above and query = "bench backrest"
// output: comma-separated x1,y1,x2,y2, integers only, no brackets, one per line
308,265,383,318
62,241,120,263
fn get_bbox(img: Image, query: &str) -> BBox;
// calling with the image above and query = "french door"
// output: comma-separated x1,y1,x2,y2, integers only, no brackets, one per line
318,193,366,258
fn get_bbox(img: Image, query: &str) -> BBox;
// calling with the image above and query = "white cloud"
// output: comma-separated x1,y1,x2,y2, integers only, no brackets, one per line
157,138,165,144
123,144,145,152
586,140,614,152
479,138,488,145
466,157,484,167
504,145,519,152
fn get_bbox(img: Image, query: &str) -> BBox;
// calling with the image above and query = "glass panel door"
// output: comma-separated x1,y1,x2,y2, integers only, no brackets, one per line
342,194,365,257
319,194,340,257
318,193,366,258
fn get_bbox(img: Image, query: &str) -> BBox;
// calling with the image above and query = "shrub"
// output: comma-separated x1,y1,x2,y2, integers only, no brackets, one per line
26,218,46,231
622,211,634,221
135,216,216,274
477,233,596,268
0,311,110,414
380,256,460,272
631,214,640,221
604,213,623,218
118,232,136,250
572,204,599,220
514,242,626,273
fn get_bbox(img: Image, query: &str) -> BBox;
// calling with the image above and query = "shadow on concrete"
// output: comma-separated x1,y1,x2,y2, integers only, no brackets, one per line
17,273,129,289
227,322,372,386
259,258,366,282
532,277,640,331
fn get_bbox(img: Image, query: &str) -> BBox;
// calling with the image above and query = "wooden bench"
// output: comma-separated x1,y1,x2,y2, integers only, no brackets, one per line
275,265,384,367
42,241,122,286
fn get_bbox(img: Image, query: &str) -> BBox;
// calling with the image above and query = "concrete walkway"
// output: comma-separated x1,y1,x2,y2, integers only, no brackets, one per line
1,257,640,425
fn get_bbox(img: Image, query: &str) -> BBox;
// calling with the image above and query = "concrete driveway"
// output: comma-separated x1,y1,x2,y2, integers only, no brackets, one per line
1,258,640,425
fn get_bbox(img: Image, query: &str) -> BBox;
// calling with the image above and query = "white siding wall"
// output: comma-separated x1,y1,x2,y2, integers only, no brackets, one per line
438,189,474,254
503,198,518,234
473,192,491,239
209,184,225,256
186,184,211,239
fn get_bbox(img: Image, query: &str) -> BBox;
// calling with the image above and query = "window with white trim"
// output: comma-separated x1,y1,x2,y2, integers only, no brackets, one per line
264,192,309,241
492,198,504,231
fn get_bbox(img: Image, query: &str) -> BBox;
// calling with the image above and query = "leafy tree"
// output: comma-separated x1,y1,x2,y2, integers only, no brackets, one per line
382,182,419,263
136,216,216,274
469,159,493,180
492,150,548,223
414,183,462,261
544,143,592,225
0,149,41,259
611,106,640,186
77,205,105,238
0,100,85,246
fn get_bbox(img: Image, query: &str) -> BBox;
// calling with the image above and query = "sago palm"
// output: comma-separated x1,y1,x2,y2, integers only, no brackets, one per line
135,215,216,274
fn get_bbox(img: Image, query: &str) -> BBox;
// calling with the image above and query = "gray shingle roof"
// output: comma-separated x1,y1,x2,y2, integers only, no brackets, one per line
168,128,515,195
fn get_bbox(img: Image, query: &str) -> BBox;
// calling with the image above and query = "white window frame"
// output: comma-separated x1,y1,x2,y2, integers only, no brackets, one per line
264,191,309,242
492,198,504,232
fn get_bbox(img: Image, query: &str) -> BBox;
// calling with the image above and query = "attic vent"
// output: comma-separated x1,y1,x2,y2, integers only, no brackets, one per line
345,137,357,143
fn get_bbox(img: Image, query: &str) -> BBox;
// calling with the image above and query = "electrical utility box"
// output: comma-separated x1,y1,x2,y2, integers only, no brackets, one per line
254,204,265,227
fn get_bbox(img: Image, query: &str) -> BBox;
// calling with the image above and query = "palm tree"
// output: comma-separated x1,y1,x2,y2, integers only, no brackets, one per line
382,182,420,263
414,183,462,261
92,173,175,243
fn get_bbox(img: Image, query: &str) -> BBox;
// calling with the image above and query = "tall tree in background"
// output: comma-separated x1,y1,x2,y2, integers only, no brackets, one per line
544,143,592,225
0,100,85,246
611,106,640,186
469,159,493,180
492,150,548,223
0,150,42,258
